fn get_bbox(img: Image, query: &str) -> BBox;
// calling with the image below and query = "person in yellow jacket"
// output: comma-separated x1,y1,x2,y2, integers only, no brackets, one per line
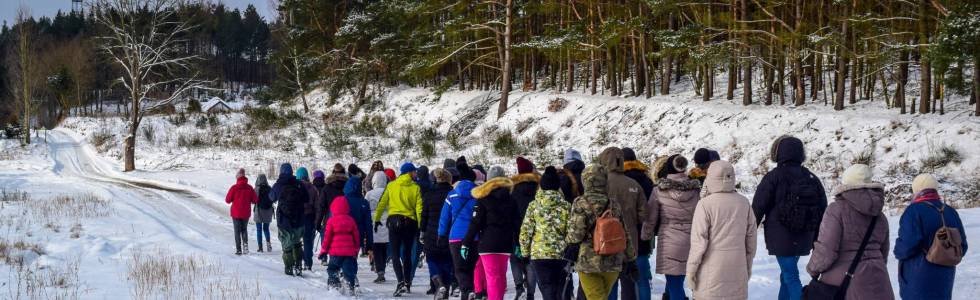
373,162,424,296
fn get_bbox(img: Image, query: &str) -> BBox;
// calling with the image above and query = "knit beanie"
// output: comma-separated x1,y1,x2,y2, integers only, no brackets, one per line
517,157,535,174
693,148,711,165
384,168,397,181
235,168,246,179
348,164,364,178
657,155,687,178
472,165,486,176
564,148,583,165
540,166,561,191
623,148,638,161
842,164,873,185
313,170,326,179
912,173,940,195
457,156,469,167
488,166,507,179
708,150,721,162
474,169,486,184
295,167,310,181
433,168,452,183
400,162,417,175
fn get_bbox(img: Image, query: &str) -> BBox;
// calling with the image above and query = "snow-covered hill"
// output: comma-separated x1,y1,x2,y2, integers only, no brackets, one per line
62,86,980,210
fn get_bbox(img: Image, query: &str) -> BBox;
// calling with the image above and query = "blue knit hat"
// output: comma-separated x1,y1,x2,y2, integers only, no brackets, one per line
295,167,310,181
400,162,417,174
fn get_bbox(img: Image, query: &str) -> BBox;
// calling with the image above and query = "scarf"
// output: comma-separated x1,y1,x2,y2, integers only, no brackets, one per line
913,189,941,203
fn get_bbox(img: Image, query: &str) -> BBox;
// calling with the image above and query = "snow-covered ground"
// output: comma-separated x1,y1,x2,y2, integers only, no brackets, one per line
2,126,980,299
4,85,979,298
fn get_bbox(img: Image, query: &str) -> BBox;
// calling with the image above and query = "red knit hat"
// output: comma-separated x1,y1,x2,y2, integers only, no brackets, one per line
516,157,535,174
384,168,397,181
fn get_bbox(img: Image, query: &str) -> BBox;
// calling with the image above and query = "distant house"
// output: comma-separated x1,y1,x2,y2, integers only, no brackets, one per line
201,97,232,114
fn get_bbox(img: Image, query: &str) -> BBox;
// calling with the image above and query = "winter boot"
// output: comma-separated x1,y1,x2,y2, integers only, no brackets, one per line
285,265,294,276
432,276,448,300
662,293,669,300
514,286,526,300
257,242,264,253
243,244,249,255
373,273,386,283
266,242,272,252
393,282,408,297
235,242,242,255
426,278,437,295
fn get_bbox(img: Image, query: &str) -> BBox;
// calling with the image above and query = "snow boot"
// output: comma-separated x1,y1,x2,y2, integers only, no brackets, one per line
514,286,526,300
373,273,386,283
266,242,272,252
257,242,264,253
393,282,408,297
243,244,249,255
430,276,444,299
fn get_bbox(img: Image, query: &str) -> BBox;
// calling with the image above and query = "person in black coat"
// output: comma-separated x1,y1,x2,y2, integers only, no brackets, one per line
561,149,586,202
314,164,348,236
420,168,455,297
462,174,519,300
752,135,827,300
511,157,540,300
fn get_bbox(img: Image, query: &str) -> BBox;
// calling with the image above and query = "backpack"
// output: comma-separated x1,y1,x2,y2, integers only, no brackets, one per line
278,182,305,221
257,185,273,209
923,202,964,267
593,200,627,256
778,170,825,233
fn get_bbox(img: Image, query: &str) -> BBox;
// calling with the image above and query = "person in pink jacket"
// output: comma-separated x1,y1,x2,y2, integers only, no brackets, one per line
319,196,361,294
226,168,258,255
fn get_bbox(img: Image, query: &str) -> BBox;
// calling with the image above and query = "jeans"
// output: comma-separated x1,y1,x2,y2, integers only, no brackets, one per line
511,256,537,299
635,256,652,300
410,237,422,281
232,218,248,252
480,254,510,300
427,253,455,287
532,259,568,300
301,218,315,267
665,275,686,300
579,272,619,300
372,243,389,275
388,215,419,285
255,222,271,246
776,256,802,300
450,242,479,294
327,256,358,289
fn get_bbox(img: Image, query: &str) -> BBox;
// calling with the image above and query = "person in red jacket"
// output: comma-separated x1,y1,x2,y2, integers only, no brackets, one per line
226,168,258,255
319,196,361,294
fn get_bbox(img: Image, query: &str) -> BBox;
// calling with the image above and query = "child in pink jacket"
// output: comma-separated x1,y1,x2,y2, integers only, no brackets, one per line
318,196,361,293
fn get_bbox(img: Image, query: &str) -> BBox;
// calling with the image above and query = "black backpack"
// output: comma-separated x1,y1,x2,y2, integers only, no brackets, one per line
257,185,273,209
778,169,825,233
278,182,305,221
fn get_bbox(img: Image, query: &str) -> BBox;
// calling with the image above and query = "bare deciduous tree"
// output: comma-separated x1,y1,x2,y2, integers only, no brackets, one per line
92,0,206,171
7,6,39,145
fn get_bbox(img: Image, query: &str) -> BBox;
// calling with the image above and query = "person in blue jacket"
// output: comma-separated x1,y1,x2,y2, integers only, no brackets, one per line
439,180,479,298
344,176,374,254
894,173,968,300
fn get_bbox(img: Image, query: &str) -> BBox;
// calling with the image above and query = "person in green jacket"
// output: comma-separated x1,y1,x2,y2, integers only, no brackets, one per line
566,163,634,300
520,166,572,300
373,162,424,296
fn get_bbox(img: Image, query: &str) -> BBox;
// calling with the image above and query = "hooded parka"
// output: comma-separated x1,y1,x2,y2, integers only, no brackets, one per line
365,172,390,243
642,172,702,275
566,164,635,273
599,147,647,259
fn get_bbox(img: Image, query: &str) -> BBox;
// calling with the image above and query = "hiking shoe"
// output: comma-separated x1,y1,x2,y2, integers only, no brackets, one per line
373,274,386,283
393,282,408,297
235,250,242,256
266,243,272,252
436,286,448,300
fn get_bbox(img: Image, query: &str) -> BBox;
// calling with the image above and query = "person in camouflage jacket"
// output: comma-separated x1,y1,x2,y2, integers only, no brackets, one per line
520,166,571,300
566,164,635,300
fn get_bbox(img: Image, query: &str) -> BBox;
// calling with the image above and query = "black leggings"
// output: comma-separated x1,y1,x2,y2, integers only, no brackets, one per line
372,243,389,274
450,241,479,294
388,215,419,285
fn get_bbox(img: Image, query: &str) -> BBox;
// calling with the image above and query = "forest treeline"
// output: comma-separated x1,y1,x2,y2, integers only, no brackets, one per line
2,0,979,131
0,2,273,126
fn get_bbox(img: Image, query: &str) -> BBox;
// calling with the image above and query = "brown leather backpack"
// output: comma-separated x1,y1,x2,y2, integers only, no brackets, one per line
593,204,627,256
923,202,964,267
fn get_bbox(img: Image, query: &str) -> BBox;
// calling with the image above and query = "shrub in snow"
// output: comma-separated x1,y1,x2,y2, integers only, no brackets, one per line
921,145,963,171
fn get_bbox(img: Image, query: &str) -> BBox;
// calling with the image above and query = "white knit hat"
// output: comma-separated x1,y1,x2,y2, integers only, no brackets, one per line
841,164,872,185
912,173,940,195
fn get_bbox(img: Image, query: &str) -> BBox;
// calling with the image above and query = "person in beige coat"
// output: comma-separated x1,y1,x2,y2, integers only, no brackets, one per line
805,164,894,300
641,154,701,300
685,160,757,300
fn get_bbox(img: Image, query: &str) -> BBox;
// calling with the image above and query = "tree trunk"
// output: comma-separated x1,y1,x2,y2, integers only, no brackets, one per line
974,56,979,116
497,0,514,119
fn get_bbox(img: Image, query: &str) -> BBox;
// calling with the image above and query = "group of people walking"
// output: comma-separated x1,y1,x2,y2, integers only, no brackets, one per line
223,134,969,300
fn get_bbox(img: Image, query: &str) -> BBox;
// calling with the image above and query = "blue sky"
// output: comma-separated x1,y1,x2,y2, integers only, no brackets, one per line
1,0,277,26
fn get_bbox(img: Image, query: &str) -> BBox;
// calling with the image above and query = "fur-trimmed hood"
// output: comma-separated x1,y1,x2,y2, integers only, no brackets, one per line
624,160,649,173
657,173,702,191
473,177,514,199
512,172,541,184
833,182,885,217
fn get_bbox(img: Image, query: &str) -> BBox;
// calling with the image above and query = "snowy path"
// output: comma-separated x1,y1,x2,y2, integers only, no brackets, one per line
2,128,978,299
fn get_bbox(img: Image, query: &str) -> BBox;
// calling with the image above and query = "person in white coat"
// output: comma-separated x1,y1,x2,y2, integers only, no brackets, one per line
366,171,391,283
686,160,757,300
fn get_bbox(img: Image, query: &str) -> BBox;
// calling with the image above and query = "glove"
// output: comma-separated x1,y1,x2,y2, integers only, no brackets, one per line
437,236,449,249
318,253,327,261
460,245,470,258
562,244,580,263
374,222,382,232
514,246,522,258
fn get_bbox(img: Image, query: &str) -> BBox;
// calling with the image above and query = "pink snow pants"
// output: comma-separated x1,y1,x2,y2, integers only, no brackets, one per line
479,254,511,300
474,256,487,293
